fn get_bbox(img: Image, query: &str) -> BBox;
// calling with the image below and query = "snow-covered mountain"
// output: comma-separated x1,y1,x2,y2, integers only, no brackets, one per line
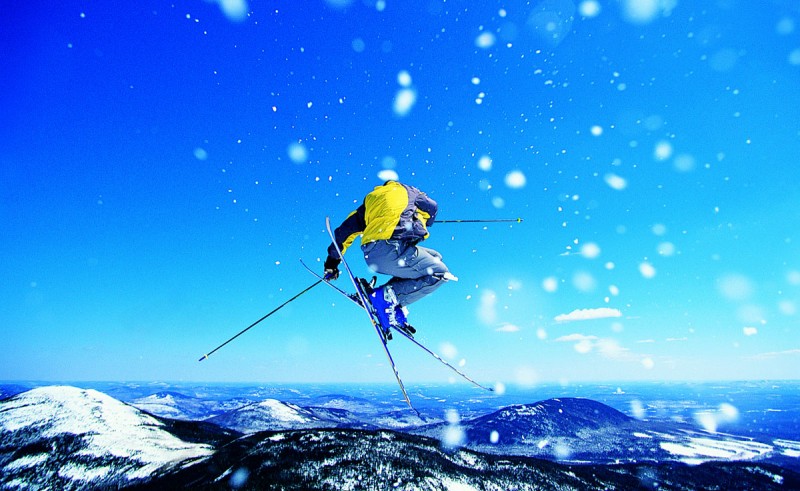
203,396,435,433
0,386,215,490
3,386,799,490
144,428,799,490
414,397,777,466
206,398,332,433
128,391,219,420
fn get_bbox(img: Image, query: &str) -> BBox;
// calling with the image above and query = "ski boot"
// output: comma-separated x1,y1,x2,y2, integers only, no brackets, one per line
349,276,377,306
395,317,416,338
369,285,413,341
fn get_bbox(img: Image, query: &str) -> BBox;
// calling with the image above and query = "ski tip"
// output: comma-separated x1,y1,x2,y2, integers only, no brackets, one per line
198,354,209,362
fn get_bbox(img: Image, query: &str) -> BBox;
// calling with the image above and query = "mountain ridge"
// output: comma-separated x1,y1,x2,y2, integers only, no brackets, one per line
0,386,215,490
2,385,799,490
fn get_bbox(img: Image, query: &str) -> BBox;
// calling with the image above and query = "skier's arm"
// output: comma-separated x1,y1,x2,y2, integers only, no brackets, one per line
414,192,438,226
326,204,367,262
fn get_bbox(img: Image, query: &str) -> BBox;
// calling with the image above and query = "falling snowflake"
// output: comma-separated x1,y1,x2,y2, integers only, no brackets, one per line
287,142,308,163
580,242,601,259
377,169,399,182
393,89,417,116
578,0,601,18
217,0,248,22
504,170,527,189
542,277,559,293
639,262,656,279
475,32,496,49
604,173,627,191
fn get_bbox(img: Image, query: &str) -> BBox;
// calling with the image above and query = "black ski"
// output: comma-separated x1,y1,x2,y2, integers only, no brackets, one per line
300,259,494,393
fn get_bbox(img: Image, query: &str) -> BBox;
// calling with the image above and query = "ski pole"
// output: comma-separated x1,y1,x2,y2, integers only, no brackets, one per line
198,280,322,362
436,218,523,224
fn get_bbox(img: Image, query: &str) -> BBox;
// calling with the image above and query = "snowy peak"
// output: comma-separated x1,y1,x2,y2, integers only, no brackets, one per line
207,398,327,433
471,397,632,438
413,397,779,466
159,428,800,490
130,390,216,420
2,386,798,489
3,386,158,435
0,386,213,489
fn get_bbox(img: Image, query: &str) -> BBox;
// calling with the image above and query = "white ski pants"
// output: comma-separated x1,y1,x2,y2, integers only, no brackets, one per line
361,239,449,306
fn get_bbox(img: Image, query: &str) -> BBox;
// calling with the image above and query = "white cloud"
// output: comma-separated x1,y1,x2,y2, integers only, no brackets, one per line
495,323,520,333
554,334,632,359
554,333,597,342
748,349,800,360
554,307,622,322
595,338,629,358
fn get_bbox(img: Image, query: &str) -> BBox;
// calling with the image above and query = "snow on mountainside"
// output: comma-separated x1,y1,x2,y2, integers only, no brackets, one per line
206,398,331,433
2,386,799,489
467,398,633,439
0,386,213,490
145,428,800,490
129,391,217,420
414,397,778,466
202,396,436,433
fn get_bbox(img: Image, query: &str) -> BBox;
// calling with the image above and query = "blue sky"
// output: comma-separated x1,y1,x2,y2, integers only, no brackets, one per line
2,0,799,386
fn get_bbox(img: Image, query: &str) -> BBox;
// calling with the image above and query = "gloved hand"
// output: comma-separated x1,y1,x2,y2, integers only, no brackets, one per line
323,256,341,280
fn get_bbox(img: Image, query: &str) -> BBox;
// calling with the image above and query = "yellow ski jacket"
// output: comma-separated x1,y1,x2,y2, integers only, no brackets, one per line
327,181,438,259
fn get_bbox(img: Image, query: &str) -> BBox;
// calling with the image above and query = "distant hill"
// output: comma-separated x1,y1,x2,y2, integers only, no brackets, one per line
129,390,218,420
2,386,798,490
413,396,777,465
139,428,799,490
206,398,331,432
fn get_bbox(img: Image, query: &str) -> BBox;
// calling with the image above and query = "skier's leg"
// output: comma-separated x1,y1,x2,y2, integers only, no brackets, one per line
362,240,449,306
388,245,449,305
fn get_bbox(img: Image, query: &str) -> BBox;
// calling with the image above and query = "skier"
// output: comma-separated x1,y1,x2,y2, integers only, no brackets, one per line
324,180,452,335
